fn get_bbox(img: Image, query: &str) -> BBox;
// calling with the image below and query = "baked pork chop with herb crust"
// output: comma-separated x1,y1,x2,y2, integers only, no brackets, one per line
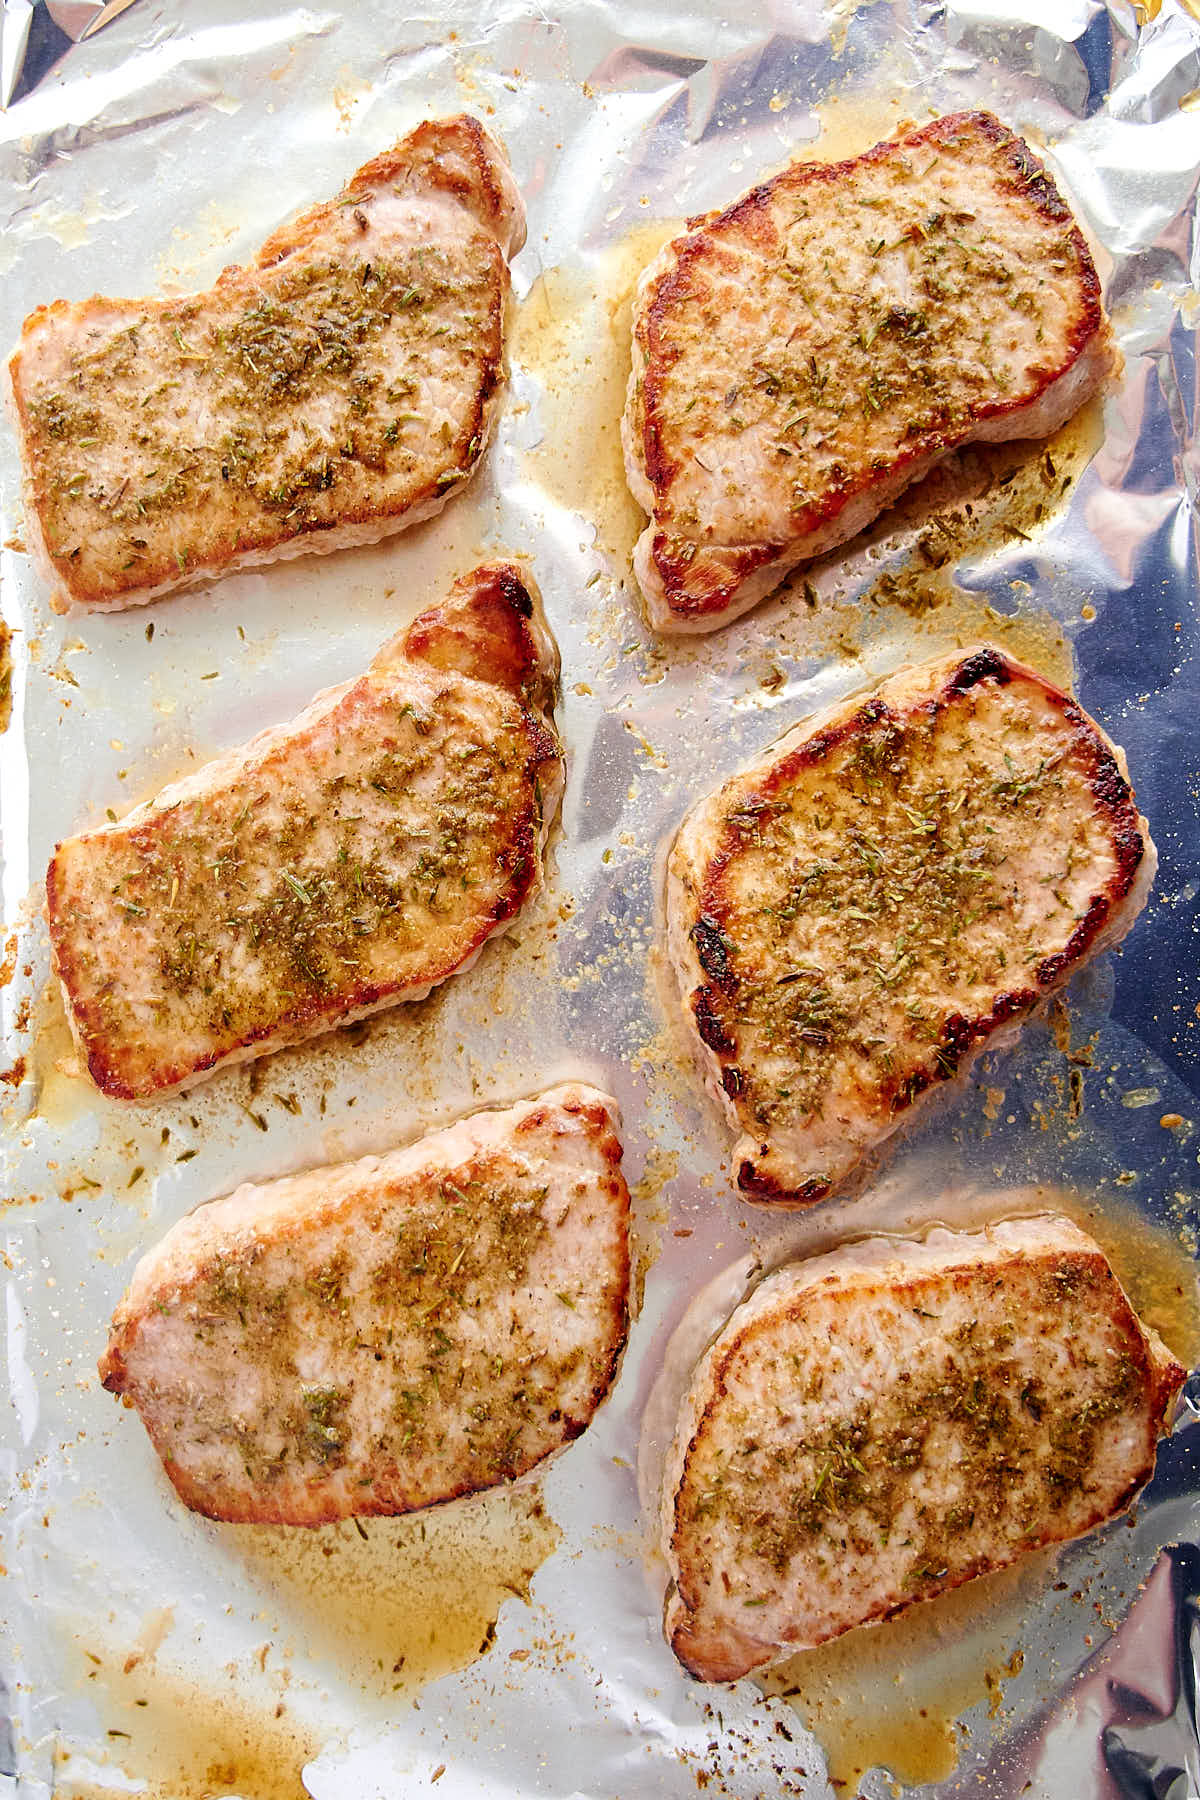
8,114,524,612
623,111,1118,633
667,646,1154,1204
47,561,562,1100
661,1216,1184,1682
99,1085,631,1524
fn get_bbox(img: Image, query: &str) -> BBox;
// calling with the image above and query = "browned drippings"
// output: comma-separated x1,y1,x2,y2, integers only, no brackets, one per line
513,224,678,590
768,395,1105,681
226,1482,561,1699
53,1650,318,1800
0,621,11,732
1046,1188,1200,1370
759,1552,1049,1793
880,391,1105,562
54,1485,559,1794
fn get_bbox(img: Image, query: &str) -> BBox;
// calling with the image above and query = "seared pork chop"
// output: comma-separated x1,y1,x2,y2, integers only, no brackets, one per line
100,1085,630,1524
667,646,1154,1204
662,1216,1184,1682
48,562,562,1099
623,111,1117,633
9,115,524,612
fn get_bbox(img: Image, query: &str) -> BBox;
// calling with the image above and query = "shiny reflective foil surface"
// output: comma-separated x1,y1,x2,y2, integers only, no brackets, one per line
1,2,1198,1797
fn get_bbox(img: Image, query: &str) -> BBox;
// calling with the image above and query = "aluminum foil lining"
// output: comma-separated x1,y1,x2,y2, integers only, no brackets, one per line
1,1,138,110
1,2,1198,1797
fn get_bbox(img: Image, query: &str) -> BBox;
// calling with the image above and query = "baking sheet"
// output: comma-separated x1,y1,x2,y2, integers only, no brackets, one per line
0,1,1198,1796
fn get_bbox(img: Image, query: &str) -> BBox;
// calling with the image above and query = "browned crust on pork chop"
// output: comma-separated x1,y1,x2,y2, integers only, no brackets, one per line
667,647,1154,1204
662,1217,1185,1681
624,111,1117,632
47,562,562,1099
100,1084,631,1524
403,557,556,716
9,115,525,612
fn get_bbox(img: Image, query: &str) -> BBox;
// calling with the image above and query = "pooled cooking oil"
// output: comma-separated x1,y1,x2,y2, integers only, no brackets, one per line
226,1482,561,1698
513,222,679,585
25,977,92,1133
53,1649,318,1800
54,1484,559,1796
759,1552,1049,1792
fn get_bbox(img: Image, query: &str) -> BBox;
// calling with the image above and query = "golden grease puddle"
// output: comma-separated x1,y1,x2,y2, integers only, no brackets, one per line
808,92,915,159
227,1483,560,1698
25,977,92,1133
15,980,174,1213
1035,1187,1200,1371
55,1487,558,1795
513,221,679,585
759,1553,1048,1793
765,395,1105,684
54,1652,318,1800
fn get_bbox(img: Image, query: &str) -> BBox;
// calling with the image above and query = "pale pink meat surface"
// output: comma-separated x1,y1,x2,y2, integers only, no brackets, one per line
9,114,525,612
662,1216,1184,1682
100,1084,631,1525
47,561,563,1099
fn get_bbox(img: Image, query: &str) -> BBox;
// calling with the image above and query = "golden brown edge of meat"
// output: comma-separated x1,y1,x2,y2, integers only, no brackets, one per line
46,560,563,1101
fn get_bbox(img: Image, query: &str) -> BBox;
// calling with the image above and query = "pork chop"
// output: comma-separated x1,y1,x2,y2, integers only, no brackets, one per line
623,111,1118,633
667,646,1154,1204
99,1084,631,1524
47,561,562,1099
662,1215,1184,1682
9,114,525,612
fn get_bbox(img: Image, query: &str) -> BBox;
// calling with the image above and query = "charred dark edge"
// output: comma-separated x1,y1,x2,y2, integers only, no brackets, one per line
691,987,736,1057
736,1162,831,1205
690,914,738,994
489,562,534,619
635,110,1107,620
666,1245,1176,1680
682,652,1149,1189
942,645,1014,694
51,714,562,1102
404,562,555,715
407,559,538,647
